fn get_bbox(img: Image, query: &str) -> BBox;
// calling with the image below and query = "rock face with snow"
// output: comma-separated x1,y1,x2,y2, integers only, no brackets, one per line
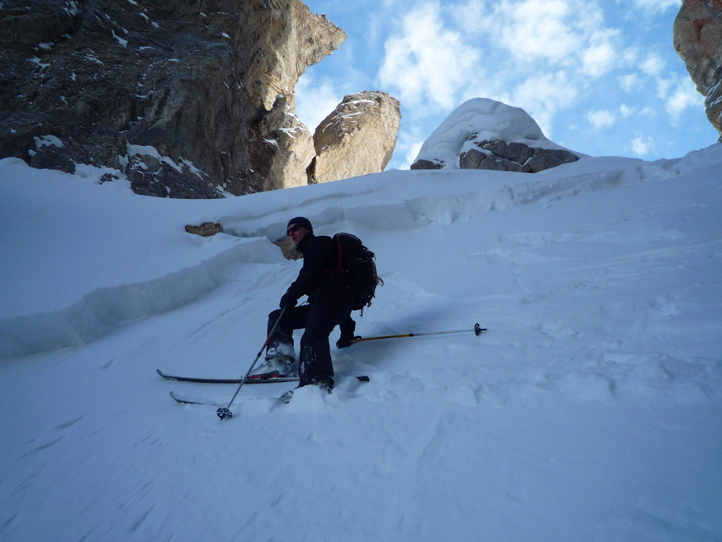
674,0,722,140
308,91,401,183
0,0,345,197
411,98,579,173
460,138,579,173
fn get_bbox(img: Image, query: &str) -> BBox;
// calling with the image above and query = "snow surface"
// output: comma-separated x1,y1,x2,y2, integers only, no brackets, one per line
414,98,579,168
1,144,722,541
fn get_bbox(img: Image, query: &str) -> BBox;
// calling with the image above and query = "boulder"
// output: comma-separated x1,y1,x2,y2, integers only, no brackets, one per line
308,91,401,183
185,223,223,237
409,159,444,170
0,0,346,197
411,98,579,173
674,0,722,139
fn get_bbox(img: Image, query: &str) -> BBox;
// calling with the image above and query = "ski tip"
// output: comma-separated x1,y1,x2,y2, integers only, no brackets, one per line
157,369,177,381
356,375,370,382
278,389,294,404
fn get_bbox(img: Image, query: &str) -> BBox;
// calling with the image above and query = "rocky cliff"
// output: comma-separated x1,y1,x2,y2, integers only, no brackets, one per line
674,0,722,140
0,0,347,197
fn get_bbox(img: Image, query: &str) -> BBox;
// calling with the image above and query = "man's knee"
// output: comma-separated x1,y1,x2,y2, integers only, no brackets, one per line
269,308,283,321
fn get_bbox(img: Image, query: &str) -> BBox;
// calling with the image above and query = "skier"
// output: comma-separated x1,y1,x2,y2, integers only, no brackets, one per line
259,217,357,393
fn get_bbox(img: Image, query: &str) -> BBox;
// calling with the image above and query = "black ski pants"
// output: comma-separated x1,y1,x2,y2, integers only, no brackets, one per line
267,286,354,386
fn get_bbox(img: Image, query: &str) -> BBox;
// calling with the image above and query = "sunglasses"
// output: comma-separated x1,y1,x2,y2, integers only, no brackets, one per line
286,224,302,236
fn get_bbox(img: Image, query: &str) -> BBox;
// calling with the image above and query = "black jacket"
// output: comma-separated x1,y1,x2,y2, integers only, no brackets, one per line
285,234,348,303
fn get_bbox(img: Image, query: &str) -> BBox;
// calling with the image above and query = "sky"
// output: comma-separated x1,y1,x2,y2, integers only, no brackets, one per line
295,0,720,169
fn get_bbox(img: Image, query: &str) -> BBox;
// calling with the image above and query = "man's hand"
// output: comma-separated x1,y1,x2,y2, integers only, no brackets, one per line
280,292,297,309
336,335,361,349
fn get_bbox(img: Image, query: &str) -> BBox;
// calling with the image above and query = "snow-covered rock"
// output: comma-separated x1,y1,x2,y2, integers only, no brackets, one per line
411,98,579,172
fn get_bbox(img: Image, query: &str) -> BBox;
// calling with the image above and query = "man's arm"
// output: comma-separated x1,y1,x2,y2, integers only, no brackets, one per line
283,236,335,304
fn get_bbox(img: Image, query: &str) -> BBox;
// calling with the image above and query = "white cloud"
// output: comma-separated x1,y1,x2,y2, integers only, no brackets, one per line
619,73,642,93
580,29,620,77
629,134,657,156
404,141,424,169
622,47,641,65
389,124,430,169
294,76,344,132
587,109,617,129
639,106,657,117
640,54,666,77
378,1,482,110
495,0,585,62
664,77,704,123
475,0,619,76
620,104,636,118
510,71,579,135
376,0,626,144
453,0,490,33
628,0,681,15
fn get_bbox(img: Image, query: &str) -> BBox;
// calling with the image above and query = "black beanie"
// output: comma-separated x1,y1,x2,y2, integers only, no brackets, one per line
287,216,313,233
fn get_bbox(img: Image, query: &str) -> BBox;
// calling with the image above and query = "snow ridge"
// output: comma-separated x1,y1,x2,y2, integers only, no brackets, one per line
0,238,280,358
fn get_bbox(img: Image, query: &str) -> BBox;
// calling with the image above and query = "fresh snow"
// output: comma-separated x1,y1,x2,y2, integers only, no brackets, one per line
1,140,722,541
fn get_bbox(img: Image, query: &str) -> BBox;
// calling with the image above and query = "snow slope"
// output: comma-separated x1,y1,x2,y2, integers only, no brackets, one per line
1,143,721,541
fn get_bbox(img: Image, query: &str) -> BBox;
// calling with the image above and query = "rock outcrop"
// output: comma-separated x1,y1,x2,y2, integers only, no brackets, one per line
308,91,401,183
459,138,578,173
674,0,722,140
185,222,223,237
411,98,579,173
0,0,346,197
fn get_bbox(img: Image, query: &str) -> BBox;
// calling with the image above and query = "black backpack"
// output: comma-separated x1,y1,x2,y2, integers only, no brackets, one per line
334,233,383,313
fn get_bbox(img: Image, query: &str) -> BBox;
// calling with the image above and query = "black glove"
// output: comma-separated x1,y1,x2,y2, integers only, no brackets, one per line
280,292,297,309
336,335,361,349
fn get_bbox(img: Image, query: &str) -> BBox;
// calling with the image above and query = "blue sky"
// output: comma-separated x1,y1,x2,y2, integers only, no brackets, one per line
296,0,719,169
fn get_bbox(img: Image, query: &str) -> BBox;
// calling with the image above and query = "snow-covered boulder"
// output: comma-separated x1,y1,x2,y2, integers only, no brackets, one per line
411,98,579,172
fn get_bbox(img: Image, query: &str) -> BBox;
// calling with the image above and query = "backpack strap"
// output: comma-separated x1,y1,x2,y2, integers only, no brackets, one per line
337,238,343,272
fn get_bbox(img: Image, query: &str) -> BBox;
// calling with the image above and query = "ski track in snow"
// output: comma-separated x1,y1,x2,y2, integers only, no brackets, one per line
1,147,721,541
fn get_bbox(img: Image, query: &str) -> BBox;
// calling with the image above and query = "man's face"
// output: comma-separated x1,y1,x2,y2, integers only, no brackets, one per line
287,223,310,246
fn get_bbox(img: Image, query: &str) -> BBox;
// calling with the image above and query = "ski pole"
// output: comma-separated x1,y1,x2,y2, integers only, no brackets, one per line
217,306,288,420
350,323,486,344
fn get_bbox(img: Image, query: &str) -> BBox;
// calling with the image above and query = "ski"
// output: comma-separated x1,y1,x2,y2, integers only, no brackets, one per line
169,375,371,407
169,391,224,406
157,368,299,384
159,369,370,386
